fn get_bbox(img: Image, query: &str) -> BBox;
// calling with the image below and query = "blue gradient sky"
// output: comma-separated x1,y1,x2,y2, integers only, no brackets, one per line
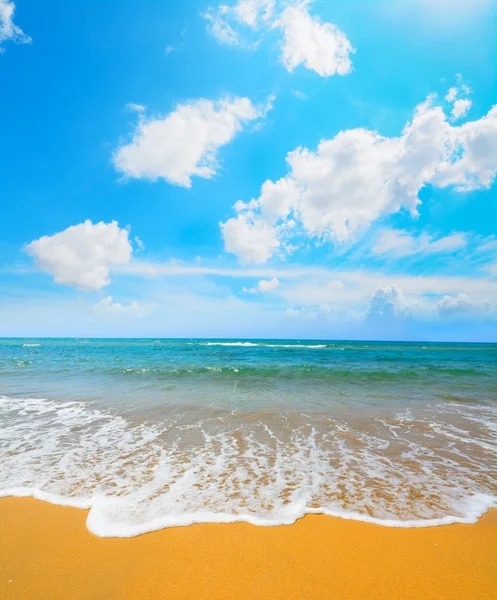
0,0,496,340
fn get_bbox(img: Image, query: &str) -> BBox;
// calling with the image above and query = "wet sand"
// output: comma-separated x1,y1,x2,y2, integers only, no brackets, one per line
1,498,496,600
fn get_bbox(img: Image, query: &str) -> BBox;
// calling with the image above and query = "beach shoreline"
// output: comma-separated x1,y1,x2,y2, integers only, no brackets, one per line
1,498,496,600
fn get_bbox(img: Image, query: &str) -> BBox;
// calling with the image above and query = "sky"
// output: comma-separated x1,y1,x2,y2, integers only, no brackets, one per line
0,0,496,341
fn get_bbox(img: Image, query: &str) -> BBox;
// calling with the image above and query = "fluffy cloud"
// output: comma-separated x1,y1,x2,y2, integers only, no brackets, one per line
222,93,497,263
204,0,275,46
444,78,472,120
221,213,280,263
204,0,353,77
0,0,30,51
233,0,274,28
432,107,497,191
258,276,280,291
26,220,133,291
92,296,156,318
243,277,280,293
283,281,496,326
278,3,353,76
368,286,415,318
445,87,458,103
203,7,240,45
436,294,495,317
368,287,497,322
451,98,472,120
114,96,270,187
373,229,467,257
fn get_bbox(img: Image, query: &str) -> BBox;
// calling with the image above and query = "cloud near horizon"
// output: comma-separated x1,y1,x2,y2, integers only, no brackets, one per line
92,296,157,318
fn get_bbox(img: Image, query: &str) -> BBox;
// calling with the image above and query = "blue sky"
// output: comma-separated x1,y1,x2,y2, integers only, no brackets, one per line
0,0,496,340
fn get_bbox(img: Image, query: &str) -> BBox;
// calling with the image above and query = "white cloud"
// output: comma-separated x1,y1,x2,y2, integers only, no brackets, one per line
367,287,497,322
444,77,472,120
243,277,280,293
222,93,497,262
114,96,269,187
204,0,353,77
164,45,176,54
13,242,497,332
255,265,497,328
445,87,458,103
117,260,497,303
368,286,414,318
26,220,133,291
0,0,30,51
126,102,145,113
292,89,308,100
92,296,156,318
433,105,497,191
437,294,495,317
222,213,280,263
477,235,497,254
258,276,280,291
103,256,497,325
233,0,274,27
278,3,353,77
373,229,467,257
204,7,240,45
204,0,273,45
203,1,274,46
451,98,472,120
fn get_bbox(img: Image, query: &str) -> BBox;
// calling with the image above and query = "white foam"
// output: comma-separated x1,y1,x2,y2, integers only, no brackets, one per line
202,342,328,349
203,342,260,347
21,343,40,347
266,344,328,349
1,394,496,538
3,487,495,538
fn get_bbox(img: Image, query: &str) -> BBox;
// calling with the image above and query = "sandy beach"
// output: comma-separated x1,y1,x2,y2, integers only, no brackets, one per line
0,498,496,600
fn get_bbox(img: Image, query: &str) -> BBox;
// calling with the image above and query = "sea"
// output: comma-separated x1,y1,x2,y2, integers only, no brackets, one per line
0,338,496,537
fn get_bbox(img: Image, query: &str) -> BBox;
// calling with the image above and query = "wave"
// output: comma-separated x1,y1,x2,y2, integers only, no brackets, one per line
1,394,496,538
203,342,260,347
22,343,40,347
267,344,327,349
115,364,487,381
202,342,328,349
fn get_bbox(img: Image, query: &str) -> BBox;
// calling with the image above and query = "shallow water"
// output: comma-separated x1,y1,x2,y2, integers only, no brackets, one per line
0,338,496,536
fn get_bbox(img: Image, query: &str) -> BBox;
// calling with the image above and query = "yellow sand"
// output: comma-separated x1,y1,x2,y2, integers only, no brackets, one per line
1,498,496,600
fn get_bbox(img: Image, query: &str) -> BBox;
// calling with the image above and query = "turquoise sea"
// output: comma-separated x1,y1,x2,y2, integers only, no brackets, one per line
1,338,496,536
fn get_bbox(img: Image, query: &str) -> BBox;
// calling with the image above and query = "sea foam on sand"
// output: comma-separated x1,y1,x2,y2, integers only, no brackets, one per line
1,394,496,537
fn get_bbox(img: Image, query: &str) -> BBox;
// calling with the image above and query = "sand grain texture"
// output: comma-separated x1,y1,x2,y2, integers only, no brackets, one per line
1,498,497,599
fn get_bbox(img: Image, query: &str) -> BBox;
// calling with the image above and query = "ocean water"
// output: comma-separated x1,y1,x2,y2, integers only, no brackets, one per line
0,338,496,537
